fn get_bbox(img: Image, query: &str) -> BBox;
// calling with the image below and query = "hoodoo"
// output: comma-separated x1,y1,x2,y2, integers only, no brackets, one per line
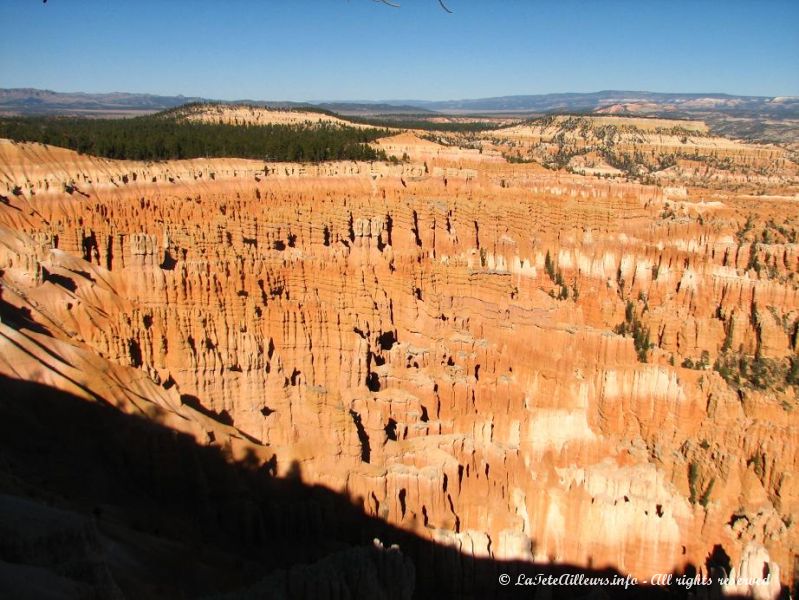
1,113,797,596
1,2,798,597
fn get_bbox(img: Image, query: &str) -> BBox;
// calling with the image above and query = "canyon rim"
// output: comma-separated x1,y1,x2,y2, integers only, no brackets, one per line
1,1,798,599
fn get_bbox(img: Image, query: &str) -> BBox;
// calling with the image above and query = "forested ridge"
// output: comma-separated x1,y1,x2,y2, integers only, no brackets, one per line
0,114,390,162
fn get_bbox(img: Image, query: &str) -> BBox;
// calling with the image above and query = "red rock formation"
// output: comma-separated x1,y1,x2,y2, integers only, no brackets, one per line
1,137,797,597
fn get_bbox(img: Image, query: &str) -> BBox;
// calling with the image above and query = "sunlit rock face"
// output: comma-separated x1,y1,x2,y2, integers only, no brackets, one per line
1,135,797,597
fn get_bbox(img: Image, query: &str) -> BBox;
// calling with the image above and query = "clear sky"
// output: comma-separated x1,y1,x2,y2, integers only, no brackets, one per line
1,0,797,101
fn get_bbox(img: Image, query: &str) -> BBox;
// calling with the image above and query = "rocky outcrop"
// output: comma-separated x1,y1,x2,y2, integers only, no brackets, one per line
174,103,376,129
477,115,799,189
1,138,796,597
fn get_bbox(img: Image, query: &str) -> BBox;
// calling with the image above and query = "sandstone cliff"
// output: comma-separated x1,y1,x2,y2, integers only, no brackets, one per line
172,103,376,129
471,115,799,191
1,136,797,598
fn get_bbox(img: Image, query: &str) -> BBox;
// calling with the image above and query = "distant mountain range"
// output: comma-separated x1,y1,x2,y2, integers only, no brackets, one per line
0,88,206,114
316,102,435,116
406,91,799,117
2,88,798,142
2,88,797,118
0,88,317,116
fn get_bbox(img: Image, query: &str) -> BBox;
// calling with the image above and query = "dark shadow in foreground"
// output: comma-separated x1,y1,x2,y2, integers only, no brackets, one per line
0,376,788,599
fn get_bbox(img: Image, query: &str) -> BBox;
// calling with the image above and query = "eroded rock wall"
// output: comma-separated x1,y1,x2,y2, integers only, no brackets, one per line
1,138,796,593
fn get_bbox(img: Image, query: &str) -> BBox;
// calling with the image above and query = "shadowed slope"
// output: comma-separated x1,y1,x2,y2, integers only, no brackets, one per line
0,375,772,599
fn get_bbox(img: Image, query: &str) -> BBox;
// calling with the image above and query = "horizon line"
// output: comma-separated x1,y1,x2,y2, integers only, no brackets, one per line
2,86,795,105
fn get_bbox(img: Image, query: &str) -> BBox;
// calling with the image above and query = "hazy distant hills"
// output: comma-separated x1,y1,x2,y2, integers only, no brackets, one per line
408,91,799,117
0,88,209,115
401,91,799,142
316,102,435,116
0,88,317,117
4,88,796,118
2,88,798,142
0,89,435,118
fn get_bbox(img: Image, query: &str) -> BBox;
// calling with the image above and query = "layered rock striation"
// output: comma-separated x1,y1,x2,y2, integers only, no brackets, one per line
1,135,797,597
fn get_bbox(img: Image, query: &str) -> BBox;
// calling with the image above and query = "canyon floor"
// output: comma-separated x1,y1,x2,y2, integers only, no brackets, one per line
1,111,798,599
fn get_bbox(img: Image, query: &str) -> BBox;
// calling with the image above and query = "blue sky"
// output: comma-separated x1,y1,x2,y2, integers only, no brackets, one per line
1,0,797,100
